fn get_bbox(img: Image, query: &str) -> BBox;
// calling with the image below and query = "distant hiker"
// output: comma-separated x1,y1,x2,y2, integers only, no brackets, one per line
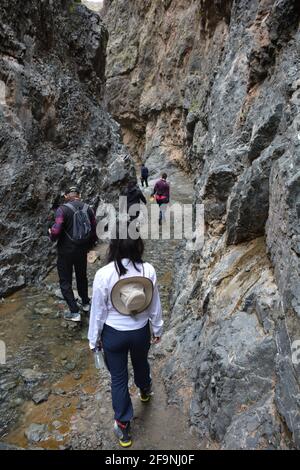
49,186,98,322
140,164,149,187
151,173,170,225
88,228,163,448
124,179,147,221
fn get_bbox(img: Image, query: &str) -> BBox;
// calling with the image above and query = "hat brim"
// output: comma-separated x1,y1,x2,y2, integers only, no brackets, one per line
111,276,154,315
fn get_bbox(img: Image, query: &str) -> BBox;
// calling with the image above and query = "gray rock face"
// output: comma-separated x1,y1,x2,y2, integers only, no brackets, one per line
267,142,300,320
102,0,195,175
104,0,300,449
0,0,133,296
226,139,286,244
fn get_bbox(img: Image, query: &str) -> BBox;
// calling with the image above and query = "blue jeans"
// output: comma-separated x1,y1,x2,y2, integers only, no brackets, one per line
157,201,168,223
101,322,151,422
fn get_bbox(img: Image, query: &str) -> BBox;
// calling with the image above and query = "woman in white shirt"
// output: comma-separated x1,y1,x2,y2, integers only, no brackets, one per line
88,232,163,448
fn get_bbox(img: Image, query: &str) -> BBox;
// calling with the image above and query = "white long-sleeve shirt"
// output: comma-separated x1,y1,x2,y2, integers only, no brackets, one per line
88,259,163,349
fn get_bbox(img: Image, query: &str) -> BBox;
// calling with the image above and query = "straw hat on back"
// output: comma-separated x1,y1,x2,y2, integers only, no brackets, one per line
111,276,153,315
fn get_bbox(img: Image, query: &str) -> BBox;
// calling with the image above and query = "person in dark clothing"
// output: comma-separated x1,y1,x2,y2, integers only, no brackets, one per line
140,164,149,188
49,186,98,322
124,179,147,222
151,173,170,225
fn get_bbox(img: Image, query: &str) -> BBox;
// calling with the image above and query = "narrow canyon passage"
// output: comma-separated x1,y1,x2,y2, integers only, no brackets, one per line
0,167,201,450
1,0,299,452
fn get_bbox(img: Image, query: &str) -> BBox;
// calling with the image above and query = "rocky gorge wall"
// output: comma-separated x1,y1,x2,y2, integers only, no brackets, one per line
0,0,132,296
103,0,300,449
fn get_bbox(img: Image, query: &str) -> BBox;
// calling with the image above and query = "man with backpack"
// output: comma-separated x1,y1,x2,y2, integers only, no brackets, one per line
140,164,149,188
49,186,97,322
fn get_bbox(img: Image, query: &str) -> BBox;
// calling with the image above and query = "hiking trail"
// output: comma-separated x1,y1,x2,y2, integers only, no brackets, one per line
0,168,201,450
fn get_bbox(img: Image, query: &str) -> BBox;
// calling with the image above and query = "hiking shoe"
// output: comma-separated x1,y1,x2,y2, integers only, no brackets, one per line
113,421,132,448
63,312,81,322
140,385,152,403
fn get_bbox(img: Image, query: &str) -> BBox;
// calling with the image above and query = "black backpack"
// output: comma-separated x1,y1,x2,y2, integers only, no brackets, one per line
64,202,92,245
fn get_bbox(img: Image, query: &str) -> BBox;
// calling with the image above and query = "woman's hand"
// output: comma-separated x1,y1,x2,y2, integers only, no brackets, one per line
151,336,161,344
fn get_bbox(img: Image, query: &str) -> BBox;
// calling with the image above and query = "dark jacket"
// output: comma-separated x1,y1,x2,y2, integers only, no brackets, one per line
152,179,170,202
50,200,97,254
125,186,147,210
141,166,149,178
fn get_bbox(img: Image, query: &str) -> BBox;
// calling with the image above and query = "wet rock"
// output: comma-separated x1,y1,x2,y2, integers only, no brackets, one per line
73,373,82,380
51,388,66,396
65,362,76,372
32,389,51,405
25,424,50,443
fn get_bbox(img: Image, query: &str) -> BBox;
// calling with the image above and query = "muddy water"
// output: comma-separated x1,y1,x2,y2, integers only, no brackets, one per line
0,170,200,450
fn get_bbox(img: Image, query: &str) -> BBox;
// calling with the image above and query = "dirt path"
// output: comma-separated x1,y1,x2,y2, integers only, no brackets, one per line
0,169,200,450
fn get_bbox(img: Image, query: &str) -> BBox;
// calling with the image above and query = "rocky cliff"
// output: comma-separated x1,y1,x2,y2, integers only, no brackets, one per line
0,0,132,296
103,0,300,449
